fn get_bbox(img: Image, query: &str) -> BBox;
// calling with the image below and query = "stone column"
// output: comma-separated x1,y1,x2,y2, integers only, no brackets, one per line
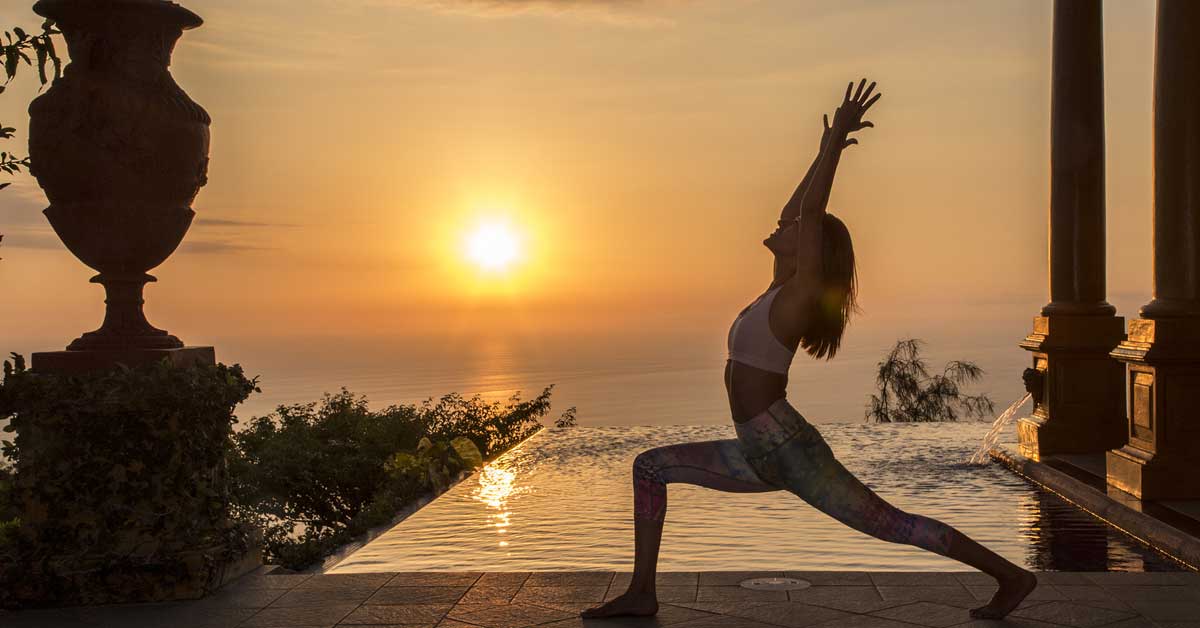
1107,0,1200,500
1018,0,1127,459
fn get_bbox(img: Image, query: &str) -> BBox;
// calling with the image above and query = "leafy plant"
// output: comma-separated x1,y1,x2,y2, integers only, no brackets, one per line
1,20,62,192
230,386,570,570
866,338,995,423
0,354,259,607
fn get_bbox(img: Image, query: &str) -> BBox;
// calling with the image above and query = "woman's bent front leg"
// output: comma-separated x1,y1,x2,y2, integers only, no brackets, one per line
581,439,776,618
765,420,1035,618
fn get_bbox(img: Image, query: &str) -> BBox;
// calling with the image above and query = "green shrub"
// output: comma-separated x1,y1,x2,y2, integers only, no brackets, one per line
0,354,259,606
231,387,563,570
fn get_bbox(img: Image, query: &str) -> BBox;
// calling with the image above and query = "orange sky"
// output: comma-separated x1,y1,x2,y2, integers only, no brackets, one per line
0,0,1159,351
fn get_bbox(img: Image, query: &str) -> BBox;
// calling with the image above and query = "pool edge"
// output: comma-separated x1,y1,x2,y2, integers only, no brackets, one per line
989,444,1200,571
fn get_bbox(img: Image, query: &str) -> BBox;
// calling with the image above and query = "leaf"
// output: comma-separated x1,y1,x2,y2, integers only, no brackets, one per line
13,28,26,41
4,47,17,81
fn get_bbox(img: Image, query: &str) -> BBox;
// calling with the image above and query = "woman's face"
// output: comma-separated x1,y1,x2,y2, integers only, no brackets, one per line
764,219,800,256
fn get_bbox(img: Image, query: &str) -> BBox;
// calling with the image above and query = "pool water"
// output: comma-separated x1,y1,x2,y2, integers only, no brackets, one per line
331,424,1184,573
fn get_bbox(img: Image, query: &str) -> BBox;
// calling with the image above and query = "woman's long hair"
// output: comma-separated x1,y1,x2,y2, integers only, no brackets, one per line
799,213,859,360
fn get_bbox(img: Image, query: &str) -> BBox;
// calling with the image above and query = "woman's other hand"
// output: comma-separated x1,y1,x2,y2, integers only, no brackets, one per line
828,78,881,148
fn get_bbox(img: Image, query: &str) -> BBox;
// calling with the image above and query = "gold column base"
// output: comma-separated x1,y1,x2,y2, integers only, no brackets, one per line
1107,318,1200,500
1017,315,1127,460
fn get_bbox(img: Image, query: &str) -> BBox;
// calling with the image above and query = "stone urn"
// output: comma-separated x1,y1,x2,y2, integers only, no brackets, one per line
28,0,208,351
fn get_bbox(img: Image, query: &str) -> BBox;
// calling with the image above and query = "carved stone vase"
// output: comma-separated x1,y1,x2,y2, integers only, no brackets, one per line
28,0,208,352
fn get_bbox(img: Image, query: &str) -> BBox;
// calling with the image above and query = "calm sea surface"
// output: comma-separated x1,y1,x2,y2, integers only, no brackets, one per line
221,308,1040,427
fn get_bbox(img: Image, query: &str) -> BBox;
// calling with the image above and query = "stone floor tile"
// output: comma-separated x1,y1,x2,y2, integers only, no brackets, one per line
1105,586,1200,602
1086,573,1188,587
477,573,533,588
1155,623,1200,628
460,586,524,606
525,573,616,588
1034,573,1093,586
512,585,609,611
437,621,483,628
338,603,454,625
118,603,259,628
271,586,378,608
541,603,715,628
1127,599,1200,622
1054,585,1120,602
448,602,574,628
388,573,484,588
1009,600,1137,627
802,614,920,628
1094,618,1160,628
875,586,977,609
297,573,398,590
870,573,961,587
726,601,851,628
696,586,788,602
698,572,785,586
950,573,995,588
229,574,314,590
240,603,359,627
950,619,1065,628
604,586,698,604
668,614,782,628
783,573,873,587
367,586,470,605
611,572,700,589
871,601,970,628
965,585,1065,603
196,586,287,608
785,586,896,614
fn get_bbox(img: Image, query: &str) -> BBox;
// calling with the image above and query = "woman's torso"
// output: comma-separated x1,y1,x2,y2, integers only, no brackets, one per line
725,286,796,423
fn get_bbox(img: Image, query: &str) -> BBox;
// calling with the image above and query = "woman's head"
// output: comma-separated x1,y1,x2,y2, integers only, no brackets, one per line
798,213,859,360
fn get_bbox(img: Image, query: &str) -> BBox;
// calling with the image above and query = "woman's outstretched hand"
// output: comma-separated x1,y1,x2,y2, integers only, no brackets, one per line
824,78,881,150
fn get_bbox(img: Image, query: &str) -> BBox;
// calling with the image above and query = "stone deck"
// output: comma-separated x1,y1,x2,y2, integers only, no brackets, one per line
2,571,1199,628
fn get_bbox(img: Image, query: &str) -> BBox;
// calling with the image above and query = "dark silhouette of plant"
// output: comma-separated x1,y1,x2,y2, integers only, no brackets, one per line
1,20,62,192
866,338,995,422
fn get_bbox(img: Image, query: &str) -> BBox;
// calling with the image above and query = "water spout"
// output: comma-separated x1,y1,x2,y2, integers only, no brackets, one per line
968,393,1032,465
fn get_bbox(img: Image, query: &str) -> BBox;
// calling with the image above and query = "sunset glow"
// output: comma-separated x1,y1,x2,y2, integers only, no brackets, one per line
466,221,520,272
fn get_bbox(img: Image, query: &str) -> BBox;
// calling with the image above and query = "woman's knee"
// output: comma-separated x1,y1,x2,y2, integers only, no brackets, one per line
632,450,668,521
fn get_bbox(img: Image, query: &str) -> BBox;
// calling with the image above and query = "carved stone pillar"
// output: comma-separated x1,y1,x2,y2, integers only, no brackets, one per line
1018,0,1127,459
1107,0,1200,500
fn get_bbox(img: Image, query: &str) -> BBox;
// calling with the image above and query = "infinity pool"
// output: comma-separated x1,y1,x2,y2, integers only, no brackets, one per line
331,424,1183,573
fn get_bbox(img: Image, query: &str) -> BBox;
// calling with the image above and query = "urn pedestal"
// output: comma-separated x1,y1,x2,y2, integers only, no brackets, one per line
11,0,260,605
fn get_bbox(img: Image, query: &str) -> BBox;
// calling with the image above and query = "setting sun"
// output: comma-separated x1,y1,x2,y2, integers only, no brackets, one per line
466,221,521,272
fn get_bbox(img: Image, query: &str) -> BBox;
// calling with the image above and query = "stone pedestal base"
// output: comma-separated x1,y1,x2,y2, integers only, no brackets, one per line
1017,315,1127,460
1107,318,1200,500
32,346,215,374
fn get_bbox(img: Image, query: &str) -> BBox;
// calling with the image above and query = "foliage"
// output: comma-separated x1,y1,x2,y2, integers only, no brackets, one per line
230,387,567,570
0,462,16,549
866,339,995,423
0,354,259,607
1,20,62,192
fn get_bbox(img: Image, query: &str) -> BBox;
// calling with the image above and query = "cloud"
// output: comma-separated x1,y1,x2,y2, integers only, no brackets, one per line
194,217,297,228
386,0,677,27
179,239,270,254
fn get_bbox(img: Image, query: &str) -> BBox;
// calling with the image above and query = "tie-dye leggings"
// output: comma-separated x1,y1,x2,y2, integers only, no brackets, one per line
632,398,955,556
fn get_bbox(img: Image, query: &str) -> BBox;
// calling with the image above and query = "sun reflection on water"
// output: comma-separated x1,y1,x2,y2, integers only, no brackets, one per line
472,463,526,548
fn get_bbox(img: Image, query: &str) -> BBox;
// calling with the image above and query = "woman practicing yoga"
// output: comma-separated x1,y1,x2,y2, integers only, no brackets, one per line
582,79,1037,621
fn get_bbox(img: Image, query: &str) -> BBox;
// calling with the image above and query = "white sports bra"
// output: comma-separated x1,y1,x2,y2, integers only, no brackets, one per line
727,286,796,375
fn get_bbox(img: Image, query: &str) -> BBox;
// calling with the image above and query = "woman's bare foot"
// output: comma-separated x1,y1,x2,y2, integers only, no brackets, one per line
970,570,1037,619
580,590,659,618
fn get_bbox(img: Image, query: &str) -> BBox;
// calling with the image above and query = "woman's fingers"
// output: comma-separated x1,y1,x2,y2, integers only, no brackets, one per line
862,92,882,112
844,138,859,148
859,121,874,129
824,113,830,131
859,81,876,104
844,81,853,103
853,78,866,101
